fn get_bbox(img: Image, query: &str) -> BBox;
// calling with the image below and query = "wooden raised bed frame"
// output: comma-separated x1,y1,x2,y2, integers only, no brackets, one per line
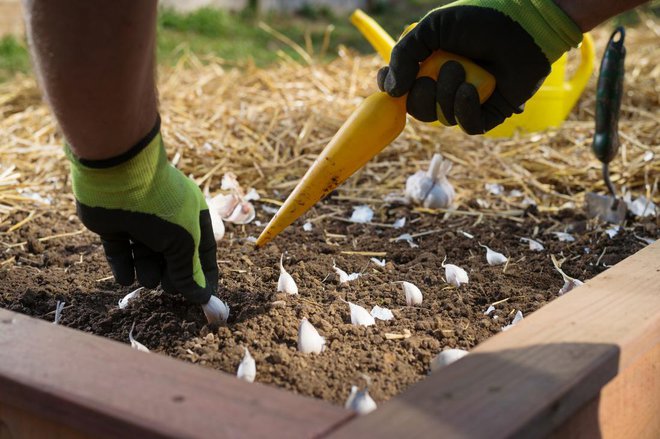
1,241,658,438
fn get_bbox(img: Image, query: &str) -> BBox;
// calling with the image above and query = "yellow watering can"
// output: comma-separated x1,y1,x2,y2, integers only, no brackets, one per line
349,9,595,137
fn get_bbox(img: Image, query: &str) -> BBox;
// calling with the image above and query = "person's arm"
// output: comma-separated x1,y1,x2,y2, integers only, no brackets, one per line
22,0,221,316
23,0,158,160
554,0,648,31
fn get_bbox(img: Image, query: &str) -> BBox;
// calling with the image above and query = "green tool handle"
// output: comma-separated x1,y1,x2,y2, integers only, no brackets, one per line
592,27,626,164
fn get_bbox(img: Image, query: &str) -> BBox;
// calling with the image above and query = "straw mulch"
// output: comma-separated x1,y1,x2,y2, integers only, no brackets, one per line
0,22,657,233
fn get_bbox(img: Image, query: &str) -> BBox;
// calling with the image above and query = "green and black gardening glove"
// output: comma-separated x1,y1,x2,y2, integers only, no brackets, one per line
67,116,218,305
377,0,583,134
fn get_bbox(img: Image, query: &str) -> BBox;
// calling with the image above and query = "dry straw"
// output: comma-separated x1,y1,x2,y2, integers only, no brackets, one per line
0,23,657,234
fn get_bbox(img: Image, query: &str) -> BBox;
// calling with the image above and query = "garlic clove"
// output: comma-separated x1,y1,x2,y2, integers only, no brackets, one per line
483,305,495,315
208,206,226,242
333,260,360,283
401,281,423,306
244,188,260,201
480,244,508,266
349,205,374,223
405,170,434,204
392,217,406,229
303,221,313,231
444,263,469,287
553,232,575,242
128,322,149,353
370,258,386,267
53,301,65,325
560,278,584,295
345,386,377,415
298,318,326,354
202,296,230,324
430,348,469,372
370,305,394,321
342,300,375,326
423,179,454,209
118,287,144,310
236,347,256,383
501,310,523,331
604,225,620,238
225,200,255,224
277,254,298,295
394,233,418,248
520,237,544,251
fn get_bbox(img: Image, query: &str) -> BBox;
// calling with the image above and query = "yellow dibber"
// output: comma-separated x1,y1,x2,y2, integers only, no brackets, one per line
256,50,495,247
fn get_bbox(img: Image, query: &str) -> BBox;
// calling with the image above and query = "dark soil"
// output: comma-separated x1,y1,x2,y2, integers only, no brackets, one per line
0,200,655,405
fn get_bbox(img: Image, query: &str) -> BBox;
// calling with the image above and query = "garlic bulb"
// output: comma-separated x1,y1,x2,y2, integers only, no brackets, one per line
128,322,149,353
118,287,143,309
345,386,377,415
277,254,298,295
298,318,326,354
202,296,230,324
430,348,469,372
443,261,469,287
401,281,423,306
480,244,508,266
342,299,375,326
405,154,455,208
236,347,256,383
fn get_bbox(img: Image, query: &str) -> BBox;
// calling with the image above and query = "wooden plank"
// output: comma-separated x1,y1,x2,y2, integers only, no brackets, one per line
551,342,660,439
0,402,90,439
328,241,660,439
0,309,353,439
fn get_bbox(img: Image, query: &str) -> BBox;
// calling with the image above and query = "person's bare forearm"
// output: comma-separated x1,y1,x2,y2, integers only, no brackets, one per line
22,0,158,160
554,0,649,31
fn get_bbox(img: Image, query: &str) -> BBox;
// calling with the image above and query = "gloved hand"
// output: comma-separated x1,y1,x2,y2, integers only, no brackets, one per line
377,0,583,134
67,116,218,305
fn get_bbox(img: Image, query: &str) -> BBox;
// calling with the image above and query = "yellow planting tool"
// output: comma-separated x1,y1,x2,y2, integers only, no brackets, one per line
255,34,495,247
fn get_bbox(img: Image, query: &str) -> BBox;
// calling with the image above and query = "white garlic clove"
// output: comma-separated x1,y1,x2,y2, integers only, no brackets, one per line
392,217,406,229
345,386,377,415
520,237,544,251
244,188,260,201
553,232,575,242
53,301,65,325
202,296,230,324
501,310,523,332
370,258,386,267
225,200,255,224
277,254,298,295
401,281,423,306
405,170,434,204
370,305,394,321
444,263,469,287
423,179,454,209
480,244,508,266
394,233,418,248
333,260,360,283
208,206,226,242
483,305,496,316
236,347,256,383
128,322,149,353
485,182,504,195
342,300,375,326
303,221,313,231
298,318,326,354
559,278,584,295
604,226,620,238
118,287,143,310
430,348,469,372
349,205,374,223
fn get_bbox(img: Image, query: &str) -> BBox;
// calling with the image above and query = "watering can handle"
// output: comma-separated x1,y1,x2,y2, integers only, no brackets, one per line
564,33,595,112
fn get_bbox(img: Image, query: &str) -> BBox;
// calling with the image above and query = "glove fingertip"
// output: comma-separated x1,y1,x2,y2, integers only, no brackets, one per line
454,83,485,135
377,66,389,92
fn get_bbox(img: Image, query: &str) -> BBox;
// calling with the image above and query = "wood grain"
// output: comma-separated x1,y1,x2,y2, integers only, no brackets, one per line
0,309,353,439
328,241,660,439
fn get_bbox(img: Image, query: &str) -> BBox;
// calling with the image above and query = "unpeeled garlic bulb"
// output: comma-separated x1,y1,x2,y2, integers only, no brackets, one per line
342,299,375,326
401,281,423,306
202,296,230,324
236,347,256,383
430,348,469,371
277,254,298,295
345,386,377,415
405,154,455,208
298,318,326,354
